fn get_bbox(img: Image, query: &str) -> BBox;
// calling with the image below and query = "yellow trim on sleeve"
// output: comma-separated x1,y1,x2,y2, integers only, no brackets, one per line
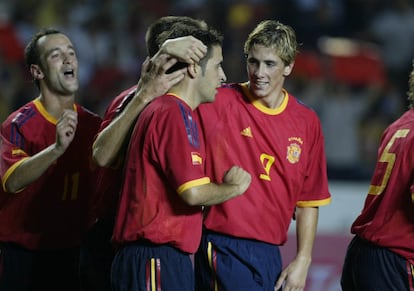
2,157,29,193
177,177,211,194
12,148,27,156
296,196,331,208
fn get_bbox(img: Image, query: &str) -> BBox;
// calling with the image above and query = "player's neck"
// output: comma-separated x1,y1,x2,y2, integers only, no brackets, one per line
38,92,75,119
168,82,198,110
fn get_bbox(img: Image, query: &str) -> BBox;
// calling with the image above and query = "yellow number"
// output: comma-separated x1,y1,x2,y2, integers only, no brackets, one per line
368,129,409,195
62,172,80,200
259,153,275,181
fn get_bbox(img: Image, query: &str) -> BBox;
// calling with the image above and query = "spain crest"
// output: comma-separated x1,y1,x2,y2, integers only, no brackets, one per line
286,143,301,164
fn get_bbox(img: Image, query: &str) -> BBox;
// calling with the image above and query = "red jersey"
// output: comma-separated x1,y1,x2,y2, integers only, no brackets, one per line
98,85,138,134
112,94,210,253
91,85,138,221
351,109,414,264
0,98,101,250
196,83,331,245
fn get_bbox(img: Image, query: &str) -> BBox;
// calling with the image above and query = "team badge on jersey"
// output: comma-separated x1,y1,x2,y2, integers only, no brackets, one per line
286,143,301,164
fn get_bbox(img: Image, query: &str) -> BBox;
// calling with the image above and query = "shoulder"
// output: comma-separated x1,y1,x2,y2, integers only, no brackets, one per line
2,101,37,129
76,104,101,121
217,83,244,99
205,83,243,108
146,94,187,114
384,110,414,138
75,105,102,135
287,92,320,121
103,85,138,119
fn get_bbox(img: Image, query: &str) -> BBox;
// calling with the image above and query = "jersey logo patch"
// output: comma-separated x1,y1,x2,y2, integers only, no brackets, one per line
241,127,253,138
286,143,301,164
191,152,203,165
12,148,27,156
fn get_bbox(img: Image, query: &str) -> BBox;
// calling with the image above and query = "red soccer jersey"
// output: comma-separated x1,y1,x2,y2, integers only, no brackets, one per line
196,83,331,245
112,94,210,253
0,98,101,250
351,109,414,264
98,85,138,134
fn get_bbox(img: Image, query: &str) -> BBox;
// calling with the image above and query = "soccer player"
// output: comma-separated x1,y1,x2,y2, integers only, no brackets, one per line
194,20,332,291
92,16,208,169
0,28,101,291
340,61,414,290
80,17,209,291
110,24,251,291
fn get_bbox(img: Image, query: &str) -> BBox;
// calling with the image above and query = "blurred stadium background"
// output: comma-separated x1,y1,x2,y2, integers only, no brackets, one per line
2,1,414,289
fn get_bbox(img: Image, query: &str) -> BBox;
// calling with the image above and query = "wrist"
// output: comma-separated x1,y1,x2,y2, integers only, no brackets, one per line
134,88,154,105
51,143,66,157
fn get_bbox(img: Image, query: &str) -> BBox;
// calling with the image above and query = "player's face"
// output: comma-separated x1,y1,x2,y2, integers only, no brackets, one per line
37,33,79,96
199,45,226,103
246,44,293,107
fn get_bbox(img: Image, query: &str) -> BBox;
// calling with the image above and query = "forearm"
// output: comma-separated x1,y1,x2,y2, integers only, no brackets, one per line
157,36,207,64
274,207,318,290
5,143,63,193
180,182,243,206
295,206,318,262
93,89,153,167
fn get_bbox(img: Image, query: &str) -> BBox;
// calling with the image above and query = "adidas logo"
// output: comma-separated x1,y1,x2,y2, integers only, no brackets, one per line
241,127,252,137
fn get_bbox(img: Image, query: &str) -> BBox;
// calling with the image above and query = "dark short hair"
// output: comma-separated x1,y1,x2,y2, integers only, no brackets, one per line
24,28,62,68
145,16,207,57
24,28,62,89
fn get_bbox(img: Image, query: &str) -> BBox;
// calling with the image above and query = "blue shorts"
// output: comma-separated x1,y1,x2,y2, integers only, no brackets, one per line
0,243,80,291
341,236,414,290
111,241,194,291
195,231,282,291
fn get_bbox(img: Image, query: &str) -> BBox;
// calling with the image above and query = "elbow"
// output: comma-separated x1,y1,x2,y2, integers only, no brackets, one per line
180,188,203,206
182,195,200,207
92,155,107,168
92,147,112,168
185,198,200,207
4,180,22,194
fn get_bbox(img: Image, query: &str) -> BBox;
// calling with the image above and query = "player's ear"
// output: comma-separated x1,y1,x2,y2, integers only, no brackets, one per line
30,64,44,80
187,63,198,79
283,61,294,77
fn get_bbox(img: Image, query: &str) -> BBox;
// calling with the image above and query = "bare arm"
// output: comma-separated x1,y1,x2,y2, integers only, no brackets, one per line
275,206,318,291
180,166,251,206
92,55,187,167
5,110,77,193
158,36,207,64
93,37,208,168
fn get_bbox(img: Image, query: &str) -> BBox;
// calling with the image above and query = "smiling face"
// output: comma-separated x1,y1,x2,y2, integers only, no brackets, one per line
33,33,79,96
246,44,293,104
243,20,298,107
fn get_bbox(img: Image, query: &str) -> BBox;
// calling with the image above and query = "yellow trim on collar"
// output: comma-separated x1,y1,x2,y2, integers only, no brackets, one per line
240,82,288,115
33,98,77,124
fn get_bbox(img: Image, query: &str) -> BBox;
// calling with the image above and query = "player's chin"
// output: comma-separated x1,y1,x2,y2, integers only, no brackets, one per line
62,82,79,94
251,87,268,98
204,89,217,102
